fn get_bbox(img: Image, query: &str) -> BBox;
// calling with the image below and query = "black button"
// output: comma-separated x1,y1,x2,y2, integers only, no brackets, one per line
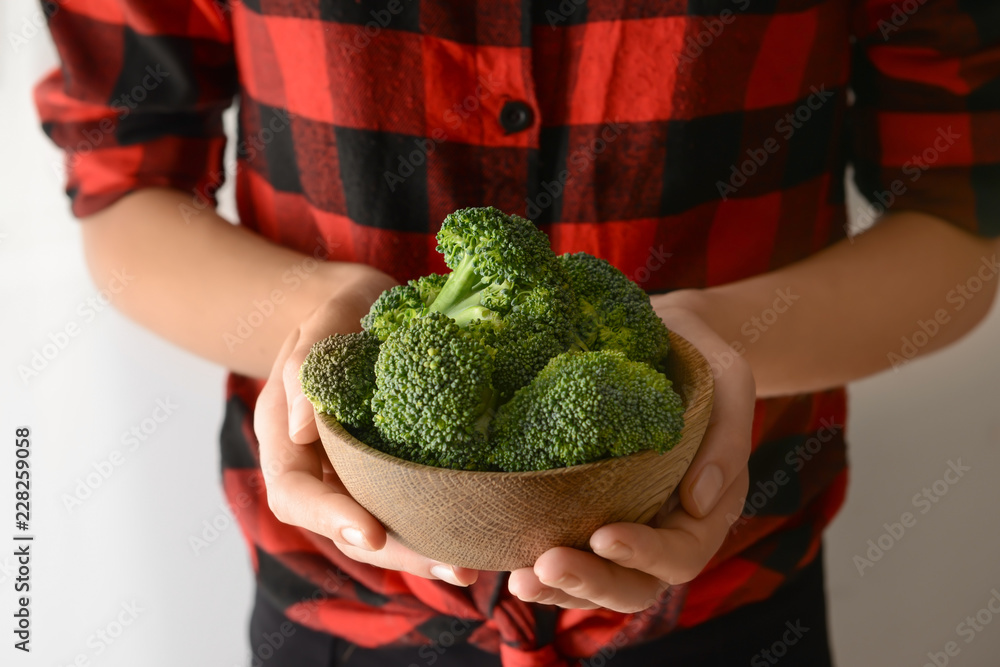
499,101,534,134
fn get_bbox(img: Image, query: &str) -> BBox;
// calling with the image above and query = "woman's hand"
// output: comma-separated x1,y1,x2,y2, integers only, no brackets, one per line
508,292,754,612
254,264,480,587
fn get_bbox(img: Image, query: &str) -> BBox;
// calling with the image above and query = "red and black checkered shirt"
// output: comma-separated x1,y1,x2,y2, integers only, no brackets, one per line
37,0,1000,663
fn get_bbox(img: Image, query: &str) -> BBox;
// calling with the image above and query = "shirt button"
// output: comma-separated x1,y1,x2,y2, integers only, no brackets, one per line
499,101,534,134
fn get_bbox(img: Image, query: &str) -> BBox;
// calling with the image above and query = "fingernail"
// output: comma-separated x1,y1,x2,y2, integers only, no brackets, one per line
691,464,724,516
596,541,634,562
430,565,466,586
289,394,314,438
341,527,372,551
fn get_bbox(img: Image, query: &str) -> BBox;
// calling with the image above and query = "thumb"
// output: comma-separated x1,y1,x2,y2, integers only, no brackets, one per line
286,297,369,443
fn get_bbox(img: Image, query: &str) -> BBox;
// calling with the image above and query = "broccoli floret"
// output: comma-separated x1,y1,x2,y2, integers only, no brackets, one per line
361,274,448,342
486,286,578,400
361,283,422,342
413,272,449,305
560,252,671,370
371,312,497,470
432,207,562,319
489,350,684,472
299,332,381,441
428,207,578,397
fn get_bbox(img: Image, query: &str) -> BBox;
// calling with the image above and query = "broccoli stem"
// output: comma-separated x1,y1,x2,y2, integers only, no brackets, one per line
569,332,592,353
448,291,488,315
451,305,493,327
428,254,478,310
428,254,492,324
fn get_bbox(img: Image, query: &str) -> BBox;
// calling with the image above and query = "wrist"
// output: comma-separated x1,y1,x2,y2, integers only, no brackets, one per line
311,261,397,318
651,289,730,340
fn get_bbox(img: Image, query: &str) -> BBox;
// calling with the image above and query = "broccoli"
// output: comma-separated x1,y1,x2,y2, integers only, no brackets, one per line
361,273,448,342
299,331,381,441
414,272,449,305
371,311,496,469
489,350,685,472
431,207,562,319
428,207,579,397
309,207,687,474
560,252,671,370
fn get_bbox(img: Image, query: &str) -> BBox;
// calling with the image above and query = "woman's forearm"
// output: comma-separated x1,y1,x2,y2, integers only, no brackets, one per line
79,188,391,379
664,212,1000,397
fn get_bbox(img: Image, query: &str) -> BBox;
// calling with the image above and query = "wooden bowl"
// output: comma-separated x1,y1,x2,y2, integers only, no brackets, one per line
316,330,714,571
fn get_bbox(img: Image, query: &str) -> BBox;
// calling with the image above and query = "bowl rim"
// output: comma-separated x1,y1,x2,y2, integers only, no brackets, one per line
317,330,715,478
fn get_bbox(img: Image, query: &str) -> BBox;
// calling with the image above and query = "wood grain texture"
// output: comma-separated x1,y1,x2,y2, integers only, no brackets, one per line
317,330,715,571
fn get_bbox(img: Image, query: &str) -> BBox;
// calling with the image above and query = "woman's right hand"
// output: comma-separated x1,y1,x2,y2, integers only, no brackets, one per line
253,264,480,587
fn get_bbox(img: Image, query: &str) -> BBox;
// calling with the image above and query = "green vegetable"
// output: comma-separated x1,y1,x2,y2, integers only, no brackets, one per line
309,206,686,472
431,207,579,398
360,273,448,342
560,252,670,370
489,350,684,472
371,312,496,469
363,206,577,399
299,331,381,441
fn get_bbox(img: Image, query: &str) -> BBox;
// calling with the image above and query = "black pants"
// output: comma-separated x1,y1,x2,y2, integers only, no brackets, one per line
248,550,834,666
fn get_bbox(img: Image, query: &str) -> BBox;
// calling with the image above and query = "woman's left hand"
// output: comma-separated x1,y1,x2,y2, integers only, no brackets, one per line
508,295,755,612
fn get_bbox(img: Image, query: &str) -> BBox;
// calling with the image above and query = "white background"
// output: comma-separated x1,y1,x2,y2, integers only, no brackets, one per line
1,1,999,665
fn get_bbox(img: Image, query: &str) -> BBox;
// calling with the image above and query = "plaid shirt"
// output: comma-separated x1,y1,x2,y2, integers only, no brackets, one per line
37,0,1000,663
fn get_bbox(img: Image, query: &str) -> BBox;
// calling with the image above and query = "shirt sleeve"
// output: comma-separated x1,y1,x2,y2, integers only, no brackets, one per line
34,0,237,218
850,0,1000,237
